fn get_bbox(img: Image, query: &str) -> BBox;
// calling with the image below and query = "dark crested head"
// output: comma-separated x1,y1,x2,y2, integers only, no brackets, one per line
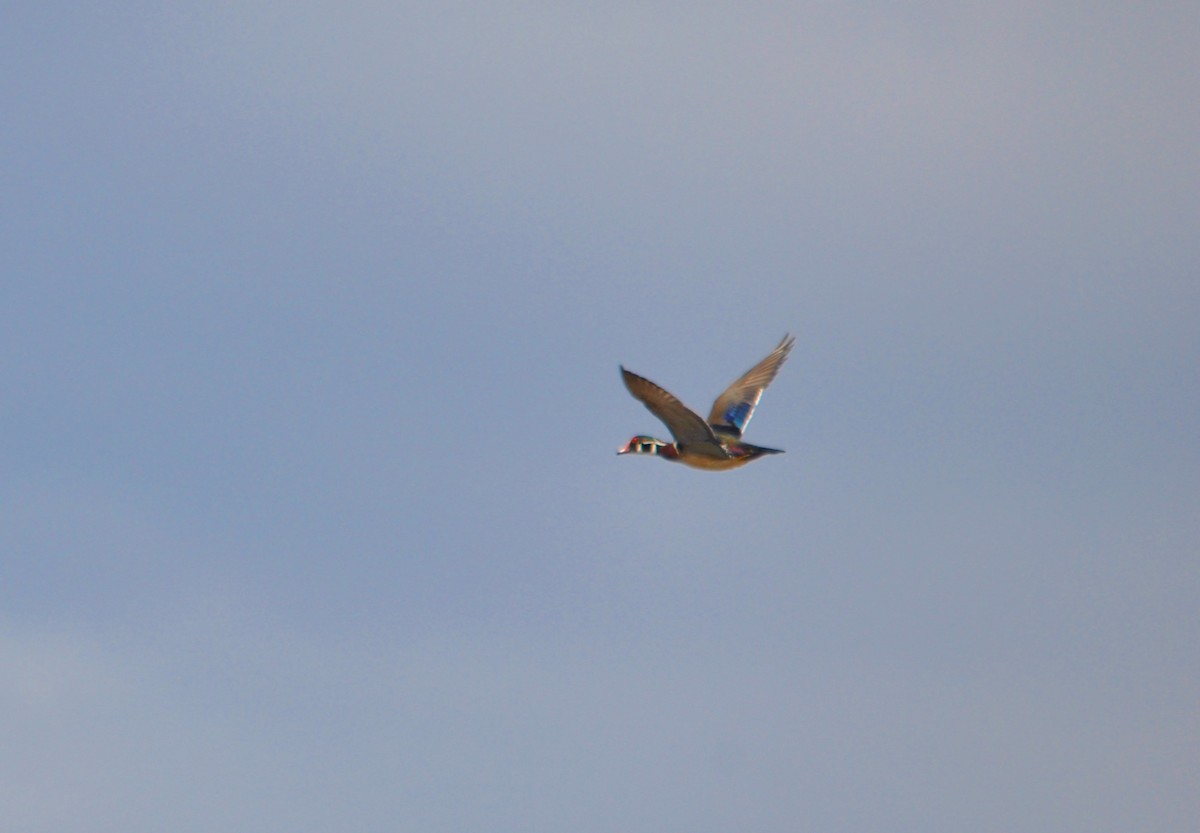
617,435,668,456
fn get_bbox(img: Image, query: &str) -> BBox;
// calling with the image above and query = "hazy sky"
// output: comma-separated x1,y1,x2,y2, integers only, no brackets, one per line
3,3,1197,831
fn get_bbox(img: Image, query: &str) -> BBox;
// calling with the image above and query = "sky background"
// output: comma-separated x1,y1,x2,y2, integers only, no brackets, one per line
3,3,1198,831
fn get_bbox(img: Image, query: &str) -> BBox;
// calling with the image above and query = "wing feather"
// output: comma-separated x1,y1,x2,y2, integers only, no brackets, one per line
621,368,728,458
707,334,795,438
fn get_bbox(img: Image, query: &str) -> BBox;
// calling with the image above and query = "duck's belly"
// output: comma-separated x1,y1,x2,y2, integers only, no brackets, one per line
676,453,753,471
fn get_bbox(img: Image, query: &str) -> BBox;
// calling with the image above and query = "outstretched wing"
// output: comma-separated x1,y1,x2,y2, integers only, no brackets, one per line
621,368,728,458
707,334,795,438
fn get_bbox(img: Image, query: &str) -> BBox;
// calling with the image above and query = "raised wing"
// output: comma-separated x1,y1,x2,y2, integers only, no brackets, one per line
707,334,795,438
621,368,728,458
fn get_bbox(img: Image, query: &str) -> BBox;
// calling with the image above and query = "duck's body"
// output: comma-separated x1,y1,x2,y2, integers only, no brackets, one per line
620,434,782,470
617,335,794,471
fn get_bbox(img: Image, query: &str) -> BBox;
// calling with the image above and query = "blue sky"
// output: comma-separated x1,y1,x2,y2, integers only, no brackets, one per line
3,3,1198,831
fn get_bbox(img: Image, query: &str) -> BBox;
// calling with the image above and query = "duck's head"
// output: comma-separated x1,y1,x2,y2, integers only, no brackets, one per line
617,435,670,456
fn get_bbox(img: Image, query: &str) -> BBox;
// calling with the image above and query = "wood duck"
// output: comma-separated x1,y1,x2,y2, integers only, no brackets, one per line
618,334,795,470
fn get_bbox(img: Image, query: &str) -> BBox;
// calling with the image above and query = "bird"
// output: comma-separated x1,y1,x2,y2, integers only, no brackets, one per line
617,334,795,470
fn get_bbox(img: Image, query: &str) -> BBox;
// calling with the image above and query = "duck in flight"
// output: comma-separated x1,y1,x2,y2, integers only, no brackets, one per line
618,334,794,470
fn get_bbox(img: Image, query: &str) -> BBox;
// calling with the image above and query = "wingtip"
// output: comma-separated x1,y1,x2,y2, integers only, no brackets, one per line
776,333,796,360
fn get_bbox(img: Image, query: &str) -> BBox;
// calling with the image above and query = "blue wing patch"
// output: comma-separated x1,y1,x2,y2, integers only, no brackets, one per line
724,402,753,431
